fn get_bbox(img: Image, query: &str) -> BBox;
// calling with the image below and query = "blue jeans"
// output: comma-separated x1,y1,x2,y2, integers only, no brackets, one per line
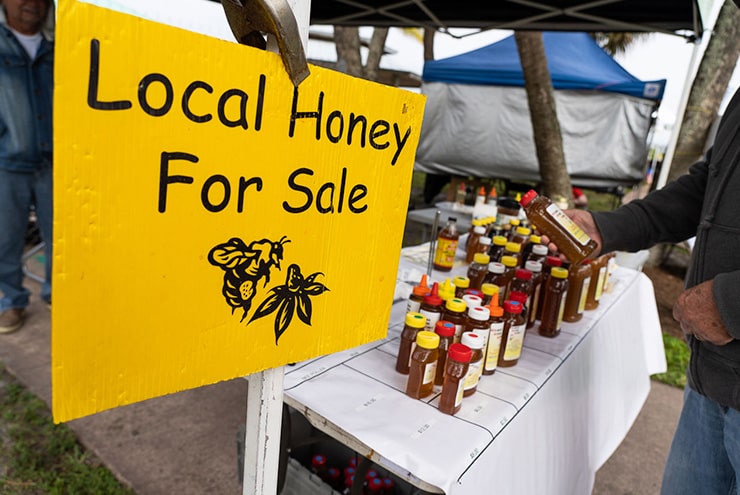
0,166,52,310
661,387,740,494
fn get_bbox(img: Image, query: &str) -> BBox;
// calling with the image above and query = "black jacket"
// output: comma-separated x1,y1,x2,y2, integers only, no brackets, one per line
593,87,740,410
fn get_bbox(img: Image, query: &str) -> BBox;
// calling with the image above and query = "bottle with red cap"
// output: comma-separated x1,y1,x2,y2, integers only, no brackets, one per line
508,291,529,326
498,301,526,367
419,282,443,332
327,467,342,491
519,189,598,264
365,476,384,493
460,332,485,397
510,268,534,314
438,343,472,415
434,320,456,386
311,454,329,481
381,477,395,494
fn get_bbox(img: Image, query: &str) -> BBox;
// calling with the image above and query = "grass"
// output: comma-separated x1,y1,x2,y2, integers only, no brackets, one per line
652,334,690,389
0,363,135,495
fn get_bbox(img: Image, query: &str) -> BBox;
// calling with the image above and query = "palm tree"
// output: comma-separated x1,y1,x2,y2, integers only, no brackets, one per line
666,0,740,182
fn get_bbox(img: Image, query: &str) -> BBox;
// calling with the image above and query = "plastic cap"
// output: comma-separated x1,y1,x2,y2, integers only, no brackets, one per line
478,236,492,246
416,330,440,349
504,300,523,314
462,294,483,308
435,320,456,337
525,260,543,272
505,242,521,253
551,267,569,279
445,298,467,313
488,305,504,317
514,268,532,280
488,261,505,274
461,332,484,349
545,255,563,267
473,225,486,234
468,305,491,321
473,253,490,264
516,226,531,235
367,478,383,492
510,218,521,226
448,343,472,362
424,282,442,306
404,312,427,328
453,276,470,289
480,283,499,296
312,455,327,467
493,235,508,246
530,234,542,244
532,244,548,256
509,291,527,305
520,189,539,207
464,289,484,298
501,255,518,267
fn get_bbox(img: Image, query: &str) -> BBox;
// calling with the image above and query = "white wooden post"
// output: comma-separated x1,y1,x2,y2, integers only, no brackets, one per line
243,2,310,494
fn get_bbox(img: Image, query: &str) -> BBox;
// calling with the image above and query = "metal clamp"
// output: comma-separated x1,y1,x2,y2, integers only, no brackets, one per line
220,0,310,87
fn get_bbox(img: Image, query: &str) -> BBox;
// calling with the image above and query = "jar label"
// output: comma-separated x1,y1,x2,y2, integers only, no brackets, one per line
578,278,591,313
406,299,421,314
503,323,526,361
595,267,607,300
463,360,483,390
408,342,417,369
434,238,458,268
546,204,591,246
423,361,437,385
453,323,464,344
557,291,567,329
455,380,465,407
485,322,504,371
529,285,541,325
420,310,440,332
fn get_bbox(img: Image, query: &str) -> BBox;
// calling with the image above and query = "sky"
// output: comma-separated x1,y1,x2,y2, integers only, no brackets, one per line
79,0,740,149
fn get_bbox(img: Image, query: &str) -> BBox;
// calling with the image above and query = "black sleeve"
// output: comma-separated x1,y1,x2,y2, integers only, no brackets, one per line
590,152,709,254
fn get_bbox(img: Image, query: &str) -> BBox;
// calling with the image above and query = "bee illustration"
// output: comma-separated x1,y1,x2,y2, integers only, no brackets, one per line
208,236,290,321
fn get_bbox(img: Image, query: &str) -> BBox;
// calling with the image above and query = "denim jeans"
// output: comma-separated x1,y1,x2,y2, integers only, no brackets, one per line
661,386,740,495
0,166,52,310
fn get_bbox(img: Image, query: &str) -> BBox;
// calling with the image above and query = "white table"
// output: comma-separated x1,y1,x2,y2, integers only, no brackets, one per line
283,246,666,494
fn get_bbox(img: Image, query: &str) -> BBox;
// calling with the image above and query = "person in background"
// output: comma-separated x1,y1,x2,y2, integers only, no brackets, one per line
546,11,740,489
572,186,588,208
0,0,54,333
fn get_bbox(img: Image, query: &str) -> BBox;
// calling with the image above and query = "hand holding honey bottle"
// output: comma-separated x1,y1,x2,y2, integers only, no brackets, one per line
520,190,604,263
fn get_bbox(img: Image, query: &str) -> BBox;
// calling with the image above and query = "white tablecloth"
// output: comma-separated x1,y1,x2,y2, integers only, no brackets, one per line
283,247,666,494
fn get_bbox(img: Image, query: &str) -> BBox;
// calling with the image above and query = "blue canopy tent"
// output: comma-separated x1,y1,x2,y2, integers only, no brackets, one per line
415,32,667,188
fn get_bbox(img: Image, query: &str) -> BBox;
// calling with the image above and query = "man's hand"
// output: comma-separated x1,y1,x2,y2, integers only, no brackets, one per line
673,279,733,345
541,209,604,261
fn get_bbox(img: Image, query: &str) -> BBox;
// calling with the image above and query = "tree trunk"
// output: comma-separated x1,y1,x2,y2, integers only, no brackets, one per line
514,31,572,207
667,0,740,182
423,28,435,61
334,26,363,77
364,28,389,81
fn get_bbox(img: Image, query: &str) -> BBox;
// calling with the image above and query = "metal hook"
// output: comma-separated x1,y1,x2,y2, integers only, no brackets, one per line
220,0,310,87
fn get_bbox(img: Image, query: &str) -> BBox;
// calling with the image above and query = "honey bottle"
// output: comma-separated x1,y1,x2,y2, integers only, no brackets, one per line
498,300,526,367
510,268,534,312
526,242,549,267
503,242,523,266
438,343,472,416
419,282,443,332
406,274,430,313
405,331,440,399
538,267,569,338
441,297,468,343
524,260,544,329
562,262,591,323
466,252,491,290
584,254,609,310
519,190,598,265
488,235,508,262
499,255,519,300
460,332,485,397
434,320,456,386
482,304,505,375
433,217,460,272
438,277,456,303
453,276,470,299
395,312,426,374
535,256,563,321
466,224,487,263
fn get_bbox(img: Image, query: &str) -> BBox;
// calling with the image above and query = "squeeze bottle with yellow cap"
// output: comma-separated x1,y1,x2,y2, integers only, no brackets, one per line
406,331,440,399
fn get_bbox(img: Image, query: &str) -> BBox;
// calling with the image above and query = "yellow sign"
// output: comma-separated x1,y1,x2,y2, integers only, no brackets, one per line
52,1,425,422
